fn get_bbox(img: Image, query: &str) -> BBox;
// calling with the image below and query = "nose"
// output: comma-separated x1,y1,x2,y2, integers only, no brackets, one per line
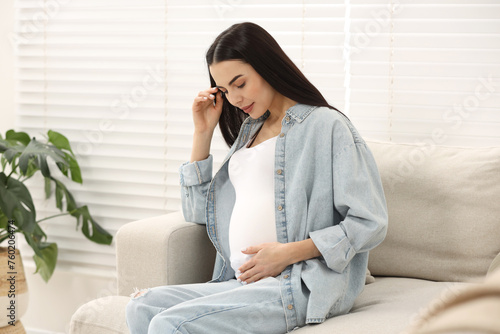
226,91,243,108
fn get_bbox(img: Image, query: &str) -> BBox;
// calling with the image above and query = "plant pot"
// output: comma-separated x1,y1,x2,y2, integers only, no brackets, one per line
0,321,25,333
0,247,29,333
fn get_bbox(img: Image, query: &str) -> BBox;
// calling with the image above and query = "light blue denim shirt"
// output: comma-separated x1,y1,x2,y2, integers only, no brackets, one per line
179,103,388,331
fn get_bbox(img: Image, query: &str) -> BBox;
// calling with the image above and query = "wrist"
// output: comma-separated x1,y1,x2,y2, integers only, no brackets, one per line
284,239,321,265
193,129,215,139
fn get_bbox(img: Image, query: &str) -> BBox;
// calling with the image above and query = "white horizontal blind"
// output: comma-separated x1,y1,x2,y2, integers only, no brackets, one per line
14,0,170,276
347,0,500,146
13,0,347,277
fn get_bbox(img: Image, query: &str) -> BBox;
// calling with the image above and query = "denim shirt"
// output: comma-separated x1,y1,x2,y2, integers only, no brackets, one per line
179,103,388,331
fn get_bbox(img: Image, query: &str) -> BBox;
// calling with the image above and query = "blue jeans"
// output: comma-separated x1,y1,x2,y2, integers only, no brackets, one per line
126,277,300,333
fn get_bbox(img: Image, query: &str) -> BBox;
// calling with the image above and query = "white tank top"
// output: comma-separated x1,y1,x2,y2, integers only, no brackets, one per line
228,135,278,278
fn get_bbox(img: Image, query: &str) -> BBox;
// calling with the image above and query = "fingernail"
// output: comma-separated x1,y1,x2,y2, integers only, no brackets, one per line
237,278,241,283
203,97,207,100
209,94,214,98
240,247,247,252
241,281,247,285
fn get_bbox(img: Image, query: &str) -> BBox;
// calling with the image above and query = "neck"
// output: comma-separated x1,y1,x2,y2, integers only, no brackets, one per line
266,94,297,125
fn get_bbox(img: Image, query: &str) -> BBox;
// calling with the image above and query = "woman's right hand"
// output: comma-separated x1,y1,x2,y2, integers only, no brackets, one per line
191,87,224,134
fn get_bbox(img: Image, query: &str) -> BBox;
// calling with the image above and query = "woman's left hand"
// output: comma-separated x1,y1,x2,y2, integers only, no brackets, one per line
237,242,291,284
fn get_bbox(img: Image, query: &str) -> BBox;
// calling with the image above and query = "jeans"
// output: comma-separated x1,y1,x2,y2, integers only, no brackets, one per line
126,277,298,334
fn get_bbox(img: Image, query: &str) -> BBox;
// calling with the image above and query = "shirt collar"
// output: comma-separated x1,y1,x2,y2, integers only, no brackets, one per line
285,103,317,123
248,103,317,125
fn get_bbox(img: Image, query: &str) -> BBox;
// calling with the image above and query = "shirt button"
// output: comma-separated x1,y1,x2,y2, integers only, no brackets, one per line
283,274,289,279
279,133,285,138
287,304,294,310
277,169,283,175
285,116,291,122
278,205,283,211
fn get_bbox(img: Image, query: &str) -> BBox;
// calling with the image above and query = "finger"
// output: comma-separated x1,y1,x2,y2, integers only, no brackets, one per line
214,90,223,109
197,89,217,100
202,86,219,95
194,96,210,103
238,260,255,276
241,245,261,255
242,271,266,284
197,93,216,101
238,264,263,282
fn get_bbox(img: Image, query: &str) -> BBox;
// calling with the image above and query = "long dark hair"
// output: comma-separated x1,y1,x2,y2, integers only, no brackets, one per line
206,22,342,148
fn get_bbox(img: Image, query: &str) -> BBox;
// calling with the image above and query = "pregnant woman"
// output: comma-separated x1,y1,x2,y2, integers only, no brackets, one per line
126,21,388,334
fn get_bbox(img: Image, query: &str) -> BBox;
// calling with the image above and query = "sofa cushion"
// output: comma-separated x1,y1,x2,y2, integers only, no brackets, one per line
366,141,500,282
69,296,130,334
294,277,468,334
70,278,463,334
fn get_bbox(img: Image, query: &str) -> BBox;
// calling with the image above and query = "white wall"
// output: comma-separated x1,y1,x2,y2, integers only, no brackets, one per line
22,265,116,333
1,2,117,333
0,0,16,135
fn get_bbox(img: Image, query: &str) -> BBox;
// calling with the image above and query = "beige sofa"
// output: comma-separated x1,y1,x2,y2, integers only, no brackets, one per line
70,140,500,333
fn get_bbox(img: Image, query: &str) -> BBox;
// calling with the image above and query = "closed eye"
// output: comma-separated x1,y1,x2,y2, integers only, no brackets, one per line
236,82,246,89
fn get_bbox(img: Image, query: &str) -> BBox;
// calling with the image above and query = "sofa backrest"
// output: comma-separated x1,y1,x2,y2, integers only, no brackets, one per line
366,140,500,282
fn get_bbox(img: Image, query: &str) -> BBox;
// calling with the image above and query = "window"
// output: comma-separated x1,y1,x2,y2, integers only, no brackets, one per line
14,0,346,277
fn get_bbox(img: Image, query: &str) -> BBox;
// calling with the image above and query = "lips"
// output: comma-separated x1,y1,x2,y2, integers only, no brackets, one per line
241,103,254,113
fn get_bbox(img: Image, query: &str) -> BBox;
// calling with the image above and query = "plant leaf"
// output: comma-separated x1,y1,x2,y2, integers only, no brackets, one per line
47,131,82,183
22,158,40,179
75,206,113,245
54,181,64,211
65,153,82,184
0,173,37,234
3,148,19,163
56,161,68,178
23,230,57,283
47,130,73,154
49,178,112,245
33,242,58,283
44,177,52,199
18,138,67,176
51,178,78,213
0,139,24,166
23,225,58,282
0,209,8,230
6,130,31,146
56,153,82,184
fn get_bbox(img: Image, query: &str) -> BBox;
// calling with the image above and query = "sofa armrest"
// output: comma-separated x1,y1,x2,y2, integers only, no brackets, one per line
115,211,216,296
488,252,500,277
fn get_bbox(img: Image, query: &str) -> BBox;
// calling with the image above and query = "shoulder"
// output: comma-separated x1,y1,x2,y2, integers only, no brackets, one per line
302,106,364,145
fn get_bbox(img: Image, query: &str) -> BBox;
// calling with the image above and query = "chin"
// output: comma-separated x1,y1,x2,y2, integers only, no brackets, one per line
248,107,267,119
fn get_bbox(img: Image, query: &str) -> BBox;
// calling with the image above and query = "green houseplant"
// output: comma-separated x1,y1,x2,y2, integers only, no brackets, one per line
0,129,113,282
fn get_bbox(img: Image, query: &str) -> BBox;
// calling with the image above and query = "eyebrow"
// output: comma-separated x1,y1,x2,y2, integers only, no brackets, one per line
216,74,244,91
228,74,243,86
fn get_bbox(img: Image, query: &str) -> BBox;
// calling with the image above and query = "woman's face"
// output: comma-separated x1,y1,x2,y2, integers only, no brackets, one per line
209,60,276,119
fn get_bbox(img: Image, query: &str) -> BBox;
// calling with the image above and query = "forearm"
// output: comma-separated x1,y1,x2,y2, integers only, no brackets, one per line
190,130,214,163
284,238,321,266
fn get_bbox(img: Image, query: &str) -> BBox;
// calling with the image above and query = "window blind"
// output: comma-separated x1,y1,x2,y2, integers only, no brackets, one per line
14,0,500,277
14,0,347,277
347,0,500,146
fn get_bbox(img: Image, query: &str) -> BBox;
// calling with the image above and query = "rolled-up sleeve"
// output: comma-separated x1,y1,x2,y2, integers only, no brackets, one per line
179,155,213,224
309,142,388,273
